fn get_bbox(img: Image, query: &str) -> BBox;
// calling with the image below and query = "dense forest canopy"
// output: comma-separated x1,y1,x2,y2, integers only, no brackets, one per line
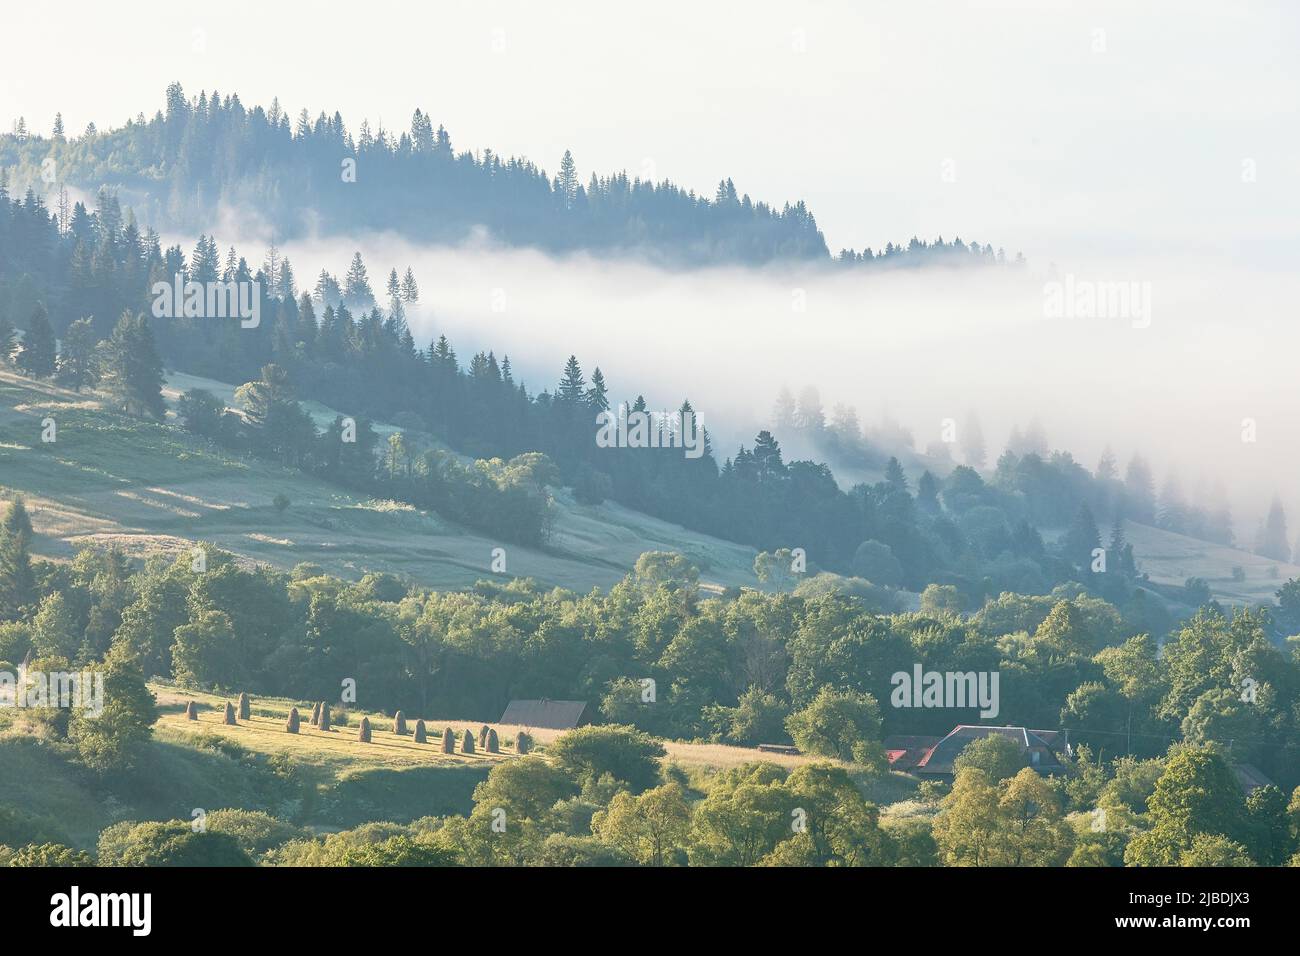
0,85,1024,269
0,180,1291,614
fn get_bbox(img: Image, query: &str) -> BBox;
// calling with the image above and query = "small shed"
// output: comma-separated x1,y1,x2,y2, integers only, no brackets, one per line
499,699,590,730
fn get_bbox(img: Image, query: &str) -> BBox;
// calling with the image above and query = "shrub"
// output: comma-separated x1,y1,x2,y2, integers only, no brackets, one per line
784,687,886,767
285,707,300,733
851,539,905,586
357,717,372,743
717,686,788,746
548,725,666,792
7,843,94,867
332,835,458,867
97,820,253,867
1184,577,1212,606
204,809,307,858
573,464,613,505
0,805,68,848
535,833,633,867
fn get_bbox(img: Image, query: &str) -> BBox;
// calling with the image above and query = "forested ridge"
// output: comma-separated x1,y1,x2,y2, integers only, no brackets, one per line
0,85,1026,268
0,176,1284,605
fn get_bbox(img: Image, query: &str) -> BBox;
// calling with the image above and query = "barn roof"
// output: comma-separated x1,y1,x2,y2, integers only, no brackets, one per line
499,699,589,730
915,725,1066,775
882,735,943,770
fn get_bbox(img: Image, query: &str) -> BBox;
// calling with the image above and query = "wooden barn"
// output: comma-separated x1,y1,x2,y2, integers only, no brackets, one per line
498,699,590,731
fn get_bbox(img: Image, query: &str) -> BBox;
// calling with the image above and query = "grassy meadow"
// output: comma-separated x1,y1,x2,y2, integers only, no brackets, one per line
0,366,759,592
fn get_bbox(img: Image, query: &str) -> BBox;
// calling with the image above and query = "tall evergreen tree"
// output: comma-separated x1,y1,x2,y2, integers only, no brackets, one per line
752,431,786,482
1063,503,1102,569
557,355,586,404
557,150,579,207
313,269,342,308
1096,445,1118,482
0,497,36,620
884,457,909,494
343,252,375,308
1255,497,1291,563
400,267,419,302
586,367,609,412
16,304,57,379
99,313,166,419
57,317,99,391
278,257,297,300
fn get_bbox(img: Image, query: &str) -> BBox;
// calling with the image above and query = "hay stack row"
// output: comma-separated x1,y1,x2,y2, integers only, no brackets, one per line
188,695,531,757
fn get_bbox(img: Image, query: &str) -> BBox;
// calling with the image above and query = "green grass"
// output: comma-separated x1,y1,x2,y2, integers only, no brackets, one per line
1122,520,1300,605
0,683,504,848
0,366,759,591
1,679,918,851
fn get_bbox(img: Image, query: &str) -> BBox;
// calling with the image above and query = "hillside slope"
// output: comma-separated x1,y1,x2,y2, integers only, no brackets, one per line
0,367,758,592
1123,520,1300,606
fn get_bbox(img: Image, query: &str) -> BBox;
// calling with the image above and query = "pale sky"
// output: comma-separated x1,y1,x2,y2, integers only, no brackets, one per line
3,0,1298,260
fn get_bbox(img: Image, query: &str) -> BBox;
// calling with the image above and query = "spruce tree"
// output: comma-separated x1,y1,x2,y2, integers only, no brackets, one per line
400,267,419,302
884,457,909,494
16,304,56,379
557,355,586,404
1096,446,1118,482
1255,497,1291,562
343,252,374,308
752,431,786,482
0,497,36,620
57,317,99,391
100,313,166,420
1108,515,1126,555
1063,503,1102,569
557,150,579,207
586,368,609,412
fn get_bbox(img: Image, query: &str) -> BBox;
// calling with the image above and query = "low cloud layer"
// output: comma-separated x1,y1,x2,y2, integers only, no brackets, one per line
179,221,1300,540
